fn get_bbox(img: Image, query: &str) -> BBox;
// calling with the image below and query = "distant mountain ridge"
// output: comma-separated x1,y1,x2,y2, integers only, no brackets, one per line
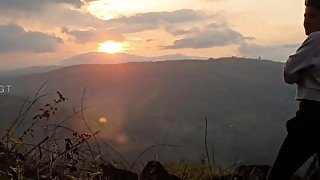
59,52,206,66
0,52,205,78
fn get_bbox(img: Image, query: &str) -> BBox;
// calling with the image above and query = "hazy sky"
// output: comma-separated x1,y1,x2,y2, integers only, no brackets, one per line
0,0,307,69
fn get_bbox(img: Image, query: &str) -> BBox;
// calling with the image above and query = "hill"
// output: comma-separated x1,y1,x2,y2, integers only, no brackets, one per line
0,57,298,167
0,65,65,78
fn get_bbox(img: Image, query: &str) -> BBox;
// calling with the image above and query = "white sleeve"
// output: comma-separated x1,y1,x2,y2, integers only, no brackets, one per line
283,32,320,84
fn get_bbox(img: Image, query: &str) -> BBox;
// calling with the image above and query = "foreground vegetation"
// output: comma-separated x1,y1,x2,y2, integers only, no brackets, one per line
0,82,318,179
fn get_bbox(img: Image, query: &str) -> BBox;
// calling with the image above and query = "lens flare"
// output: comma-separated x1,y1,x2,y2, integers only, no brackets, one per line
116,134,128,144
99,117,107,124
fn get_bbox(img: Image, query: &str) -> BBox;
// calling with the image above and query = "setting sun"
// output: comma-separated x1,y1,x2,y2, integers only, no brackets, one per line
98,41,123,54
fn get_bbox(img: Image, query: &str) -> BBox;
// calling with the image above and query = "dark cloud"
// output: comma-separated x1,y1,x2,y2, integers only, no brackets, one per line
0,3,108,30
207,22,221,29
51,0,84,8
61,26,124,44
106,9,210,33
44,7,108,28
0,0,108,29
110,9,206,24
238,43,300,61
0,0,84,12
165,26,200,36
0,23,62,53
162,24,249,49
146,39,155,42
282,44,301,48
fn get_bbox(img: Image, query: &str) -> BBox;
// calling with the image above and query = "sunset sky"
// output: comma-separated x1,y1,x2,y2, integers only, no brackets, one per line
0,0,307,69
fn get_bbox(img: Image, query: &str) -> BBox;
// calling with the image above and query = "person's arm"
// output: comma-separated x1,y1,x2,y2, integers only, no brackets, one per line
283,32,320,84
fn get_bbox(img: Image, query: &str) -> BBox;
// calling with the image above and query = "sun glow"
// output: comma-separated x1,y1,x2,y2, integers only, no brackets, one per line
98,41,123,54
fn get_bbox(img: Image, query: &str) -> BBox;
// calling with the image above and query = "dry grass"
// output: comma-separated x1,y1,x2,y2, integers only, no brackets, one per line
0,81,317,179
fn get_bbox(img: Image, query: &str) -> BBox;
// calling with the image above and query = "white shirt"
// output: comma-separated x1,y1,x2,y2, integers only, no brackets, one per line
283,31,320,101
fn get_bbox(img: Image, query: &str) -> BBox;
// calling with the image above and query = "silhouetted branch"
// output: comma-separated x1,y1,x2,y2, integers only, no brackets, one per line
204,116,214,179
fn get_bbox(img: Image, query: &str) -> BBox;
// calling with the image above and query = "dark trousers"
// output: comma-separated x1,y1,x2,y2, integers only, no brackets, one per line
268,100,320,180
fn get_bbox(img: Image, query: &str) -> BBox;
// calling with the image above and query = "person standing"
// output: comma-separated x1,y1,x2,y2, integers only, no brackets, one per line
268,0,320,179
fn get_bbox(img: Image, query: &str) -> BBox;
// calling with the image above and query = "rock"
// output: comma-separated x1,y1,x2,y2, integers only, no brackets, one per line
140,161,180,180
99,163,138,180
